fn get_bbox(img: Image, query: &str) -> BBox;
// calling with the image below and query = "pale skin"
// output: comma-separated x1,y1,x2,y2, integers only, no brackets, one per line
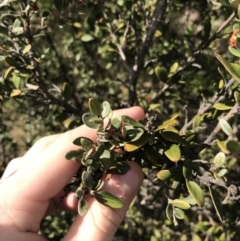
0,106,145,241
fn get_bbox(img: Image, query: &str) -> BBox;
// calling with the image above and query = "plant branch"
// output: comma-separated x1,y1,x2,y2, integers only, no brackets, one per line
152,12,236,103
22,11,81,116
180,78,236,133
204,102,239,145
128,0,168,106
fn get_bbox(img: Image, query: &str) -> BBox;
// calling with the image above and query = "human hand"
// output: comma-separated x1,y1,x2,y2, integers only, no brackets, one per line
0,106,144,241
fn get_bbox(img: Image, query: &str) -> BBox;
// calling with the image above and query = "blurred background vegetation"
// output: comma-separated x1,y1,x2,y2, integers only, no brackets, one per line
1,0,240,240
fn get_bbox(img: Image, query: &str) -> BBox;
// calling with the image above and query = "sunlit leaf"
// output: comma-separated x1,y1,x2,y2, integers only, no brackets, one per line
186,181,204,207
215,53,240,82
124,134,149,152
102,101,113,118
213,103,232,110
228,46,240,57
95,191,124,208
164,144,181,162
157,168,180,181
213,152,226,168
219,118,233,136
156,119,178,130
174,208,185,219
81,34,94,42
216,139,230,154
172,199,191,210
10,89,21,97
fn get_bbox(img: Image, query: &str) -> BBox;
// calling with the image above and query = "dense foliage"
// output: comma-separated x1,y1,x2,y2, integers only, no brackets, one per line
2,0,240,240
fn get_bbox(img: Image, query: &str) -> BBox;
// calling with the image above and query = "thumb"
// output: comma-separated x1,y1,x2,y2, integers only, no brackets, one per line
62,162,143,241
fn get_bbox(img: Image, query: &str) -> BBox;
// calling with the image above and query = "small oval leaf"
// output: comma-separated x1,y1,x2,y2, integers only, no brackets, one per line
226,140,240,153
172,199,191,210
174,208,185,219
219,118,233,136
102,101,113,118
78,199,88,216
95,191,124,208
164,144,181,162
89,98,102,116
82,113,101,129
213,152,226,168
186,181,204,207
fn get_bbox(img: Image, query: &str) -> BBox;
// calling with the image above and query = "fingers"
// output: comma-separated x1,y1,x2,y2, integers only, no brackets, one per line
1,134,60,181
62,162,143,241
5,107,144,203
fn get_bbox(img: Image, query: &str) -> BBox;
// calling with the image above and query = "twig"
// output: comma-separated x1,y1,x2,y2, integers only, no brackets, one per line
152,12,236,103
22,10,81,116
204,102,239,144
128,0,168,106
106,22,132,74
180,78,236,133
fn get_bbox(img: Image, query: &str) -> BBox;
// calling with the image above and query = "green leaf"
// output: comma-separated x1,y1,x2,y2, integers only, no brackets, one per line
226,140,240,153
113,162,130,175
95,144,105,158
216,139,230,154
10,89,21,97
73,137,94,147
174,208,185,219
111,117,122,130
121,115,144,127
234,91,240,104
65,149,85,162
219,118,233,136
182,160,192,180
126,126,144,142
216,168,228,178
124,134,149,152
164,144,181,162
89,98,102,116
192,115,202,129
82,171,94,189
171,199,191,210
157,167,181,181
215,53,240,82
99,149,116,170
62,82,73,102
22,44,32,54
213,152,226,168
209,187,223,222
78,199,88,216
82,113,102,129
186,181,204,207
102,101,113,118
156,119,178,130
155,66,167,81
81,34,94,42
0,0,9,7
166,204,173,220
229,0,240,9
11,27,24,35
228,46,240,57
95,191,124,208
161,131,189,145
212,103,232,110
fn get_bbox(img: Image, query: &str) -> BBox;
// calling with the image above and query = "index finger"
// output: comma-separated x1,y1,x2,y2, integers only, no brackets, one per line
7,107,145,201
